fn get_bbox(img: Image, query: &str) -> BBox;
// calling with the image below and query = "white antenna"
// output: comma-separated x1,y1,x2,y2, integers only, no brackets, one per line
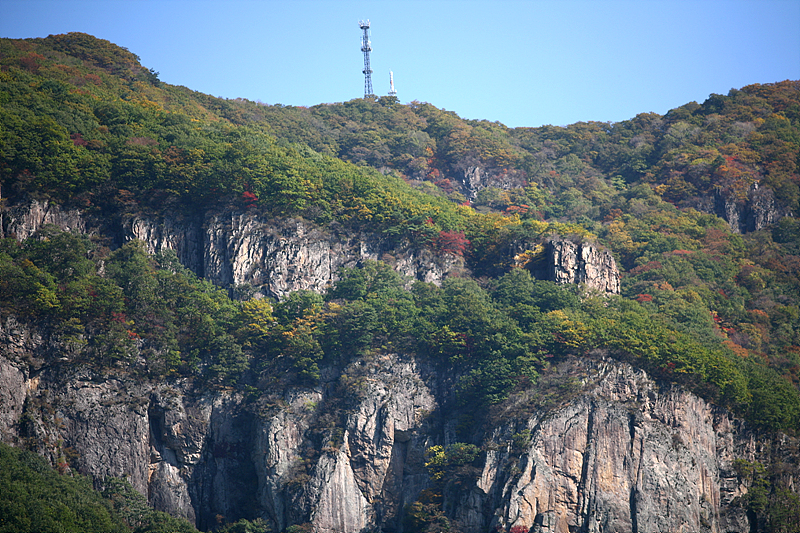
389,71,397,97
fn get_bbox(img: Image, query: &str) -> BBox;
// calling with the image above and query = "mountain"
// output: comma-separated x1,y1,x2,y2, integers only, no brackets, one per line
1,32,799,532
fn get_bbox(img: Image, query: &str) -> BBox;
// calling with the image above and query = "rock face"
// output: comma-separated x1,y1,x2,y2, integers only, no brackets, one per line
713,184,785,233
547,240,620,294
0,198,85,240
470,358,754,533
0,199,794,532
517,239,621,295
129,213,461,299
457,166,528,202
1,312,792,533
0,331,439,531
1,200,620,297
1,200,463,299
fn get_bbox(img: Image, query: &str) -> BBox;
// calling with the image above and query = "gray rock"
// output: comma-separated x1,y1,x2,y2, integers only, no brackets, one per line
0,199,85,240
548,240,621,294
714,183,786,233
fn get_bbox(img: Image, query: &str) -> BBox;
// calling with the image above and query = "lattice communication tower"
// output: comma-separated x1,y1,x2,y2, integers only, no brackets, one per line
389,71,397,97
359,20,373,98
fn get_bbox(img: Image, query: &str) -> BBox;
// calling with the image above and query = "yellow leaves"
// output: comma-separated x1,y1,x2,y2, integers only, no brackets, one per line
454,203,476,218
546,310,590,350
525,220,549,234
325,301,343,315
424,445,447,480
240,298,273,331
354,203,374,220
235,298,275,347
135,98,163,112
34,284,60,311
467,212,521,237
607,219,634,248
678,289,702,304
513,244,545,269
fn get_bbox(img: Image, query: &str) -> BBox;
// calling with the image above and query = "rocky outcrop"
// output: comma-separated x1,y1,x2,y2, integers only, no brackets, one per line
714,183,786,233
1,199,621,298
2,313,793,533
467,357,755,533
0,331,440,532
0,200,793,533
253,355,438,533
0,199,86,240
547,240,620,294
458,166,528,202
1,200,464,299
517,239,621,294
123,212,463,299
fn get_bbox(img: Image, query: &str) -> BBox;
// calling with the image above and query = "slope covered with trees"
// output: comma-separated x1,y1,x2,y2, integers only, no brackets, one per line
1,32,800,531
2,31,799,424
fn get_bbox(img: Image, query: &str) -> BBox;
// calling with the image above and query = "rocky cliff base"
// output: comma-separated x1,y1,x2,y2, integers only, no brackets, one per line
1,314,791,533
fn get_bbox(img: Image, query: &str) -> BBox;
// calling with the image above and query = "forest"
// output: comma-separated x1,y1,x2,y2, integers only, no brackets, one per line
1,33,800,532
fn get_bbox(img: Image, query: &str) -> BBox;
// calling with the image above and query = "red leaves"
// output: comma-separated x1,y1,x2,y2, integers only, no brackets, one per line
70,133,88,147
503,205,529,216
436,231,470,256
628,261,663,276
19,52,45,72
242,190,258,208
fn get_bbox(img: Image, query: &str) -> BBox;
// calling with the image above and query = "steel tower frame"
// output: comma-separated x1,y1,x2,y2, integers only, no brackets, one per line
359,20,373,98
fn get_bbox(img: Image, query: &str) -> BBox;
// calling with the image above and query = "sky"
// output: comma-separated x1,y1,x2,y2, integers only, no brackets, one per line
2,0,799,128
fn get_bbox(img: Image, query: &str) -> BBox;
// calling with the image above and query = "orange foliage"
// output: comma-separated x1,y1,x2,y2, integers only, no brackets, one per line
723,339,749,358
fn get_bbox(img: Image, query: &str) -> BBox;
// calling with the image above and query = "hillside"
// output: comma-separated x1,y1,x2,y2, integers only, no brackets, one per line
1,33,800,532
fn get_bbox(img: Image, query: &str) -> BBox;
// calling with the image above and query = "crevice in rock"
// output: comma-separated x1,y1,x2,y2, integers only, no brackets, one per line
577,401,596,532
629,487,639,533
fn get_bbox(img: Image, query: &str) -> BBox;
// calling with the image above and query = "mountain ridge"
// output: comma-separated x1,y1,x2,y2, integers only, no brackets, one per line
1,32,799,532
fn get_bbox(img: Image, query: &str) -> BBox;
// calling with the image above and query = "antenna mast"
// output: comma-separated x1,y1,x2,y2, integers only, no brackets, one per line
359,20,373,98
389,71,397,97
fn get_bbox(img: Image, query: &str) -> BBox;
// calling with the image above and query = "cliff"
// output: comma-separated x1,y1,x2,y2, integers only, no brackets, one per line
457,166,528,203
0,200,464,300
705,183,789,234
1,199,795,533
0,199,620,297
1,320,791,532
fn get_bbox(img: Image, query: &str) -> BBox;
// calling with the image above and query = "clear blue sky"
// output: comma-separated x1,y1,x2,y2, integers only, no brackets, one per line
2,0,799,128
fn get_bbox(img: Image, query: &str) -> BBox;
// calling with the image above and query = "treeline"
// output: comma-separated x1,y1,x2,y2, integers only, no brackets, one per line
0,34,475,245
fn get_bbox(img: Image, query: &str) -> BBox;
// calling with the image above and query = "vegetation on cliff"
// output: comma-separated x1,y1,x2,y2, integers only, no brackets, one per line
2,32,798,430
0,442,201,533
1,32,799,531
